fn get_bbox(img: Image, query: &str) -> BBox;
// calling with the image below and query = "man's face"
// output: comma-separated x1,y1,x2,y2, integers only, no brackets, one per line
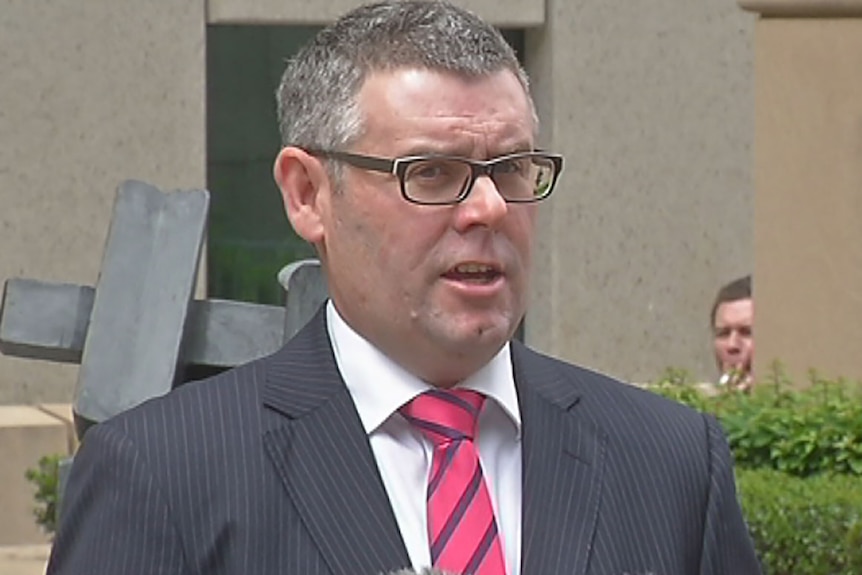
310,68,538,386
712,298,754,376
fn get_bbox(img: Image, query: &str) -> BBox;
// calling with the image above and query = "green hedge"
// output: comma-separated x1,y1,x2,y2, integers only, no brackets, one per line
737,468,862,575
650,366,862,574
651,366,862,476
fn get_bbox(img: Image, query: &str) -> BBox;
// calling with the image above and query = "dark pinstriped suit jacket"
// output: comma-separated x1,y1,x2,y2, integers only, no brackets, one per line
47,308,761,575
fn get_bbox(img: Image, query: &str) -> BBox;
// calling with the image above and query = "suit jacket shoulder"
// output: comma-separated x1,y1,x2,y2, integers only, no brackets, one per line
511,340,708,442
511,341,760,575
50,308,413,575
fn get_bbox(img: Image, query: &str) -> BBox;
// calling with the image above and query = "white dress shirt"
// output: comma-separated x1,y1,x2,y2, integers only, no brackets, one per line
326,301,523,575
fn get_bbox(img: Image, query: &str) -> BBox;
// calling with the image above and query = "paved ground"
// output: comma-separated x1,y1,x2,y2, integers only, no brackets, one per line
0,544,50,575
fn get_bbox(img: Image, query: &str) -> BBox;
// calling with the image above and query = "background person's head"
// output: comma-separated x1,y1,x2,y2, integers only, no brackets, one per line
710,275,753,382
273,1,558,387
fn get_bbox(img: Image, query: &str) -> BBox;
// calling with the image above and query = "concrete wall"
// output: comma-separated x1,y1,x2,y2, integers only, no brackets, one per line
0,0,754,406
525,0,754,382
206,0,544,25
0,0,206,403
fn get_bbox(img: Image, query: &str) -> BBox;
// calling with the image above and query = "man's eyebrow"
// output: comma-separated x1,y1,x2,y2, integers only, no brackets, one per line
495,146,536,156
397,135,535,158
493,138,536,154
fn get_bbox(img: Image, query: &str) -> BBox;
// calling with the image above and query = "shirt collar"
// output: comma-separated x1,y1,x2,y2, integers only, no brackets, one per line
326,300,521,435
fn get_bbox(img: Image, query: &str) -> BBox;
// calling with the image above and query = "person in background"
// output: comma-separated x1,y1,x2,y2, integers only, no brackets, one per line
711,275,754,391
47,2,761,574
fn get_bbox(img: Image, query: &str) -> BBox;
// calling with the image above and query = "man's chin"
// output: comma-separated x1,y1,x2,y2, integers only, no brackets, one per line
419,330,511,382
446,323,513,352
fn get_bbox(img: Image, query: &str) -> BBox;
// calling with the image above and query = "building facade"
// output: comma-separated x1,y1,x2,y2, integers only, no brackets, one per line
0,0,755,402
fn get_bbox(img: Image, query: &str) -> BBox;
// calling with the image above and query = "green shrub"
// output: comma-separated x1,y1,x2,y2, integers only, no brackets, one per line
650,364,862,477
25,454,62,535
737,468,862,575
651,366,862,573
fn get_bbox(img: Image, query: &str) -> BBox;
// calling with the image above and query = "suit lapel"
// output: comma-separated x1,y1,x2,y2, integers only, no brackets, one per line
514,344,608,575
260,309,411,575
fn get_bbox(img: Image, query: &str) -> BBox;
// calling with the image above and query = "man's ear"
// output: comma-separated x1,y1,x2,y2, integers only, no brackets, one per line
273,146,328,244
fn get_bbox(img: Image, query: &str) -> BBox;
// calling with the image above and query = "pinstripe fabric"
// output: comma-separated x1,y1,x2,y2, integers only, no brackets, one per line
47,307,760,575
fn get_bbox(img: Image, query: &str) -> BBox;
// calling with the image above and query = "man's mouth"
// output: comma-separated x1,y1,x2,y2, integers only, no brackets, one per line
443,263,502,284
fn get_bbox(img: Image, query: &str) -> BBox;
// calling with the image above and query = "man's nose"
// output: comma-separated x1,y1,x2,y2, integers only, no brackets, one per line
454,175,508,228
726,331,742,350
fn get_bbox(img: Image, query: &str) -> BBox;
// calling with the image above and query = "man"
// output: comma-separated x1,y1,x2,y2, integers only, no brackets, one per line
711,275,754,390
47,2,761,574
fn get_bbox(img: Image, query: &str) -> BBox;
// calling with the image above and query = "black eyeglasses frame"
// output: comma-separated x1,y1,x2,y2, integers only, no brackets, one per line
304,148,564,206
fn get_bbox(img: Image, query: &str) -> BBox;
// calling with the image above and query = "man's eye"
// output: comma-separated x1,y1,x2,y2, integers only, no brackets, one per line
408,161,452,181
494,159,528,176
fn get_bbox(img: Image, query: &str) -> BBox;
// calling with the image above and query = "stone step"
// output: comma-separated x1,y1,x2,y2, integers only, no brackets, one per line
0,404,75,546
0,544,50,575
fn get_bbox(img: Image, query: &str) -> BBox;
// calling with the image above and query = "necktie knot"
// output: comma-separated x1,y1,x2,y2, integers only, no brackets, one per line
400,388,485,446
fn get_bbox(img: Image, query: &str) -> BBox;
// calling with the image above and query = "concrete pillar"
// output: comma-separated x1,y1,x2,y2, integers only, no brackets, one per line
739,0,862,383
525,1,754,382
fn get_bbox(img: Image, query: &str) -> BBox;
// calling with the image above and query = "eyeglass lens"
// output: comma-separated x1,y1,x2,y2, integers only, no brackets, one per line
402,156,556,204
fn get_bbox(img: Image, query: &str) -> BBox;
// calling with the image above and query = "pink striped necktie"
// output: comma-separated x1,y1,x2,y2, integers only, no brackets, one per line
400,389,507,575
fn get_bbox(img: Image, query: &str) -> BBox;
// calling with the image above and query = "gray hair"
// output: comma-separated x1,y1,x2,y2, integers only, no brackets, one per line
275,0,535,154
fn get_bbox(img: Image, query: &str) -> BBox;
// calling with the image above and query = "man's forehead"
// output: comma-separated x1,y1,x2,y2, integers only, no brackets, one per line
358,67,528,102
355,67,536,139
715,299,753,325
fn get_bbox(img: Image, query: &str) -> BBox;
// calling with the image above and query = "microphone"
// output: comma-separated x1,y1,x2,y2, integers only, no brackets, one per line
382,569,455,575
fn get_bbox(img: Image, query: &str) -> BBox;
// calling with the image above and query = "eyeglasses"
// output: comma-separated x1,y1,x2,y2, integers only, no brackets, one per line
305,149,564,206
